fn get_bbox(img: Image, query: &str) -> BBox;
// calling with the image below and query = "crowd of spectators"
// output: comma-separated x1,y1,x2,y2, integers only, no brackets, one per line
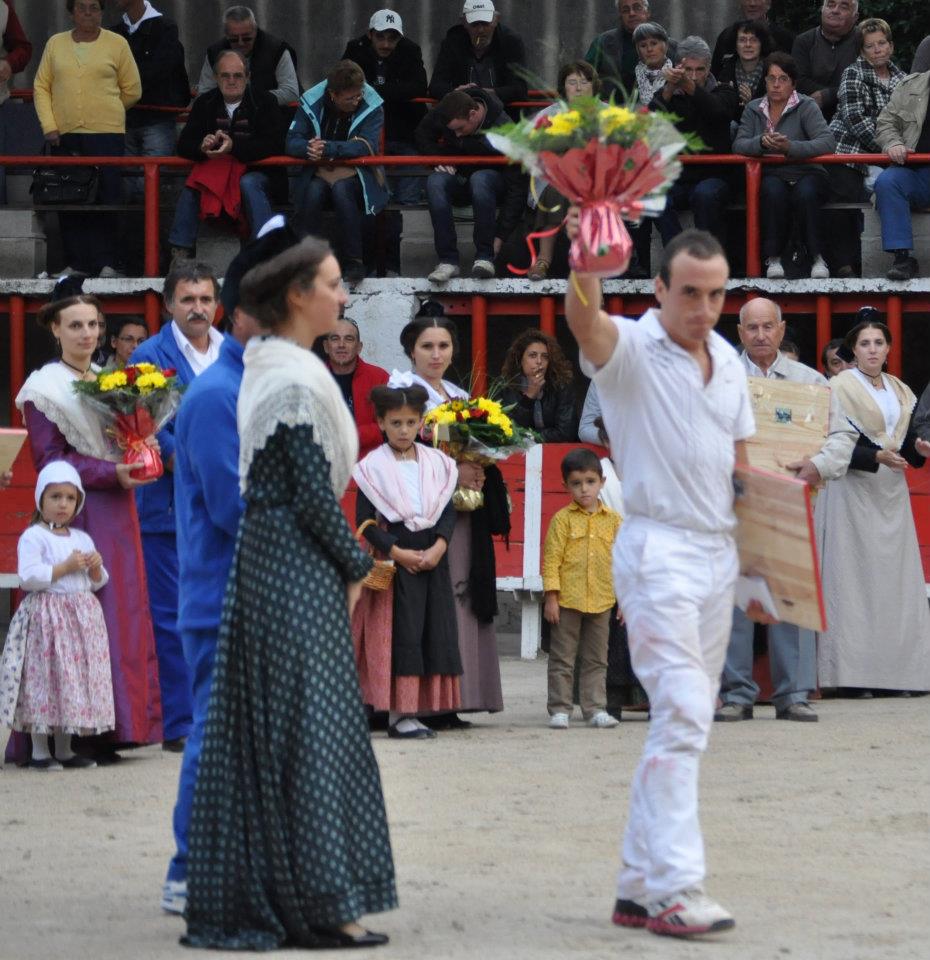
0,1,924,285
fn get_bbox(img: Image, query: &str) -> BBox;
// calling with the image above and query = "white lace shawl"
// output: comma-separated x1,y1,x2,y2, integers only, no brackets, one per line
387,368,470,412
15,361,113,461
237,336,358,496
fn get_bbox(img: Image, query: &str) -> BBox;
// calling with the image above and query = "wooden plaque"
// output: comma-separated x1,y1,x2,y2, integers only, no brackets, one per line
745,377,830,476
0,428,27,475
734,464,826,632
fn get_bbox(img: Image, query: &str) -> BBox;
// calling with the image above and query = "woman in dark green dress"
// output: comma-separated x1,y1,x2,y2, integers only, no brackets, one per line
183,239,397,951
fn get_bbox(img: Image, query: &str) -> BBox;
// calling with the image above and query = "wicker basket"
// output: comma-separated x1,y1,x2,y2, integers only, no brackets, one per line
355,519,396,592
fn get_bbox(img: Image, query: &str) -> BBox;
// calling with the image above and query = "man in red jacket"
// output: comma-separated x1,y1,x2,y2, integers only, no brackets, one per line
323,317,389,459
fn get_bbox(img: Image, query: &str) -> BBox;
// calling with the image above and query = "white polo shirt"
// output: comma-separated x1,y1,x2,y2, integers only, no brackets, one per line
581,309,755,534
170,320,224,376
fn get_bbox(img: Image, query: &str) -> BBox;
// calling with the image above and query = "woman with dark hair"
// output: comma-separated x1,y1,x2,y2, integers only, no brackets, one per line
13,281,161,759
734,51,836,280
717,19,773,111
183,238,396,950
107,315,148,368
526,61,602,281
388,307,507,721
816,319,930,694
499,329,576,442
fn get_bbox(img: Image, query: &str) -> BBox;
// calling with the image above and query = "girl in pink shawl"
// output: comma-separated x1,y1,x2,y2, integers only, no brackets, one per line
351,385,461,740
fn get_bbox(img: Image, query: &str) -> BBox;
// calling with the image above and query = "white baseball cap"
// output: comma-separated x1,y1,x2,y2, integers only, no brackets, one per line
463,0,496,24
369,9,404,35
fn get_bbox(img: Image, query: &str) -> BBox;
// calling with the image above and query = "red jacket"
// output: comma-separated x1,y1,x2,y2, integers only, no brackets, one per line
328,356,389,459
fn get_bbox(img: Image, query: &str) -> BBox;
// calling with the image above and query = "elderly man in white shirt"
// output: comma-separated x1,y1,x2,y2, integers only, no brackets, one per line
566,221,756,938
716,297,855,725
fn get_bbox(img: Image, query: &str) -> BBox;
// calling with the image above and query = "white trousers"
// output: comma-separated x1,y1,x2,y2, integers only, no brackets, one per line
613,517,738,903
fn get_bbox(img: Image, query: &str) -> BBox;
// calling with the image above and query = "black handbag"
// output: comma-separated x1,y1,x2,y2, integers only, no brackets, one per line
30,146,99,205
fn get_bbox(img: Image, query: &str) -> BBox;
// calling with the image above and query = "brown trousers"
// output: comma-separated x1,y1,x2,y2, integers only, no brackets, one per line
547,607,611,718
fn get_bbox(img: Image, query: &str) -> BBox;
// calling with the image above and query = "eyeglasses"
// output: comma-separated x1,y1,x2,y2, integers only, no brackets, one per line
620,3,647,13
226,33,255,46
218,72,247,81
117,334,147,345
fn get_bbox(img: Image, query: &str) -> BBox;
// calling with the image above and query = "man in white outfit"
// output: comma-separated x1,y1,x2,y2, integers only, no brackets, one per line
565,221,755,937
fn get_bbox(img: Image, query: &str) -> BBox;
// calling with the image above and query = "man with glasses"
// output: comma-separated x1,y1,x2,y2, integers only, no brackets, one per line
108,316,148,367
168,49,285,262
585,0,676,100
792,0,860,119
196,5,298,107
323,317,389,458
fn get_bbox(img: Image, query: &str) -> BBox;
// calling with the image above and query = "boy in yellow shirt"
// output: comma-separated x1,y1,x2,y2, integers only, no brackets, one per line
543,448,621,729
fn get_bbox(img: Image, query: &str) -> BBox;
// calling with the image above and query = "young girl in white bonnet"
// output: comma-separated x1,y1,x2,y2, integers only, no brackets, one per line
0,461,114,769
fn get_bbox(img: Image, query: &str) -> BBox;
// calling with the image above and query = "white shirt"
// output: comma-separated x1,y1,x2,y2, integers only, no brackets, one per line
18,525,109,594
581,309,755,534
742,351,827,385
170,320,223,376
122,0,161,34
387,369,469,412
397,459,423,516
853,368,901,437
224,99,242,119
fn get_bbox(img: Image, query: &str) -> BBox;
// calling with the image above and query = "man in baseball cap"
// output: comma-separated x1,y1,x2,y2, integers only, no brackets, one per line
463,0,496,23
369,8,403,36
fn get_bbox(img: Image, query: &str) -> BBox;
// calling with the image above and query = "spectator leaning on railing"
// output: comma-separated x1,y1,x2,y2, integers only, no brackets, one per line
33,0,141,278
827,17,905,278
791,0,859,121
872,66,930,281
428,1,528,105
0,0,32,205
286,59,388,286
415,88,527,283
196,4,299,108
711,1,794,79
169,49,285,263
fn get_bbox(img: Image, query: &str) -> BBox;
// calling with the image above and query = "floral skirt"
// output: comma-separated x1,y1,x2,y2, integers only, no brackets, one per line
351,585,461,715
0,591,115,737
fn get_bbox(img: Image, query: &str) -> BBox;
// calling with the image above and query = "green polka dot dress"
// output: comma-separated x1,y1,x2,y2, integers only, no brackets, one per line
183,423,398,950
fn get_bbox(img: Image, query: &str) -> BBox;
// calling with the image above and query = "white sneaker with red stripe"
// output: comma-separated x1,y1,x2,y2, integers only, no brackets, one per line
646,888,735,937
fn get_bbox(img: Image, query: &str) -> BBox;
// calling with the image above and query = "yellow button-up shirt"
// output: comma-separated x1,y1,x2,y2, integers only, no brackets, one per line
542,500,621,614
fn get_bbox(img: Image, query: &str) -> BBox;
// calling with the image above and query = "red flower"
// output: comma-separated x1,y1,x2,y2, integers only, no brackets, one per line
162,368,177,378
534,114,553,130
124,367,138,384
470,408,489,420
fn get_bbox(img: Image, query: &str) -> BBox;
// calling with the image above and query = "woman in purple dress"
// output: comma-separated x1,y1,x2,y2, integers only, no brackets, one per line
14,287,162,755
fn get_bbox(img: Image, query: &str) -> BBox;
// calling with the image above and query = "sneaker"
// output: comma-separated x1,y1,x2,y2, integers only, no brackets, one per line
713,702,753,722
471,258,495,279
170,246,194,266
588,710,620,728
765,257,785,279
887,255,918,281
810,255,829,279
646,888,735,938
612,897,649,928
776,701,818,722
548,712,570,729
99,265,126,279
161,879,187,915
428,262,459,283
342,260,366,285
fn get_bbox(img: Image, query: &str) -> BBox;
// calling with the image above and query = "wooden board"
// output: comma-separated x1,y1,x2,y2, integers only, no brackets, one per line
745,377,830,476
734,464,826,632
0,429,27,475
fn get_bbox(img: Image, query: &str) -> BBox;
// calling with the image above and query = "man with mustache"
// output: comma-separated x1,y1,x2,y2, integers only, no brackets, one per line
130,261,223,756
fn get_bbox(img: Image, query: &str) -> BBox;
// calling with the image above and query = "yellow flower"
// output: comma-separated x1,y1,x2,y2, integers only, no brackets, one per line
135,371,167,394
133,362,156,374
545,110,582,137
476,397,503,416
99,371,128,392
600,105,636,135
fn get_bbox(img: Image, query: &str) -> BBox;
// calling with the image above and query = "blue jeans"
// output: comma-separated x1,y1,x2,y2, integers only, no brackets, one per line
719,606,816,711
873,164,930,251
385,138,424,205
123,121,177,200
168,170,274,248
55,132,125,273
293,172,365,262
165,627,217,883
426,168,505,263
760,171,828,259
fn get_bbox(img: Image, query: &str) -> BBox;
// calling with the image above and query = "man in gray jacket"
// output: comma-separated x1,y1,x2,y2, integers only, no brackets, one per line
873,69,930,281
791,0,859,120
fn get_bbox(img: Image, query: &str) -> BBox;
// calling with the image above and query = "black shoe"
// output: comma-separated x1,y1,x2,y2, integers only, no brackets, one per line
310,927,389,949
60,755,98,769
343,260,366,284
387,722,436,739
887,256,918,281
28,757,64,771
713,703,753,722
162,737,187,753
422,712,472,730
612,897,649,928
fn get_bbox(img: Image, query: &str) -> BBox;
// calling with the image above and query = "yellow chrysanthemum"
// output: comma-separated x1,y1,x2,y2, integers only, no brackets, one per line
99,371,128,392
135,371,168,393
600,105,636,135
545,110,582,137
476,397,503,416
133,362,156,374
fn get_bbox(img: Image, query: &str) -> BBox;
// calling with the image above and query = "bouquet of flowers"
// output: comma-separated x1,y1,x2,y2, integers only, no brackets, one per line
487,96,695,278
424,397,536,511
72,363,183,480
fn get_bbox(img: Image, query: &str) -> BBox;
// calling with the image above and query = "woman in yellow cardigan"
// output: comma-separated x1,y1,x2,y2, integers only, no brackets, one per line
34,0,140,277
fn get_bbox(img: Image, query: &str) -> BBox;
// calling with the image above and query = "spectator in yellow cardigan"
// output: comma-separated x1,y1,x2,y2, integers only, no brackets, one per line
33,0,141,277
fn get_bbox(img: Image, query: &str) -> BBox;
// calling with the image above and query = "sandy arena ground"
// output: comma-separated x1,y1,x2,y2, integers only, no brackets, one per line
1,656,928,960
